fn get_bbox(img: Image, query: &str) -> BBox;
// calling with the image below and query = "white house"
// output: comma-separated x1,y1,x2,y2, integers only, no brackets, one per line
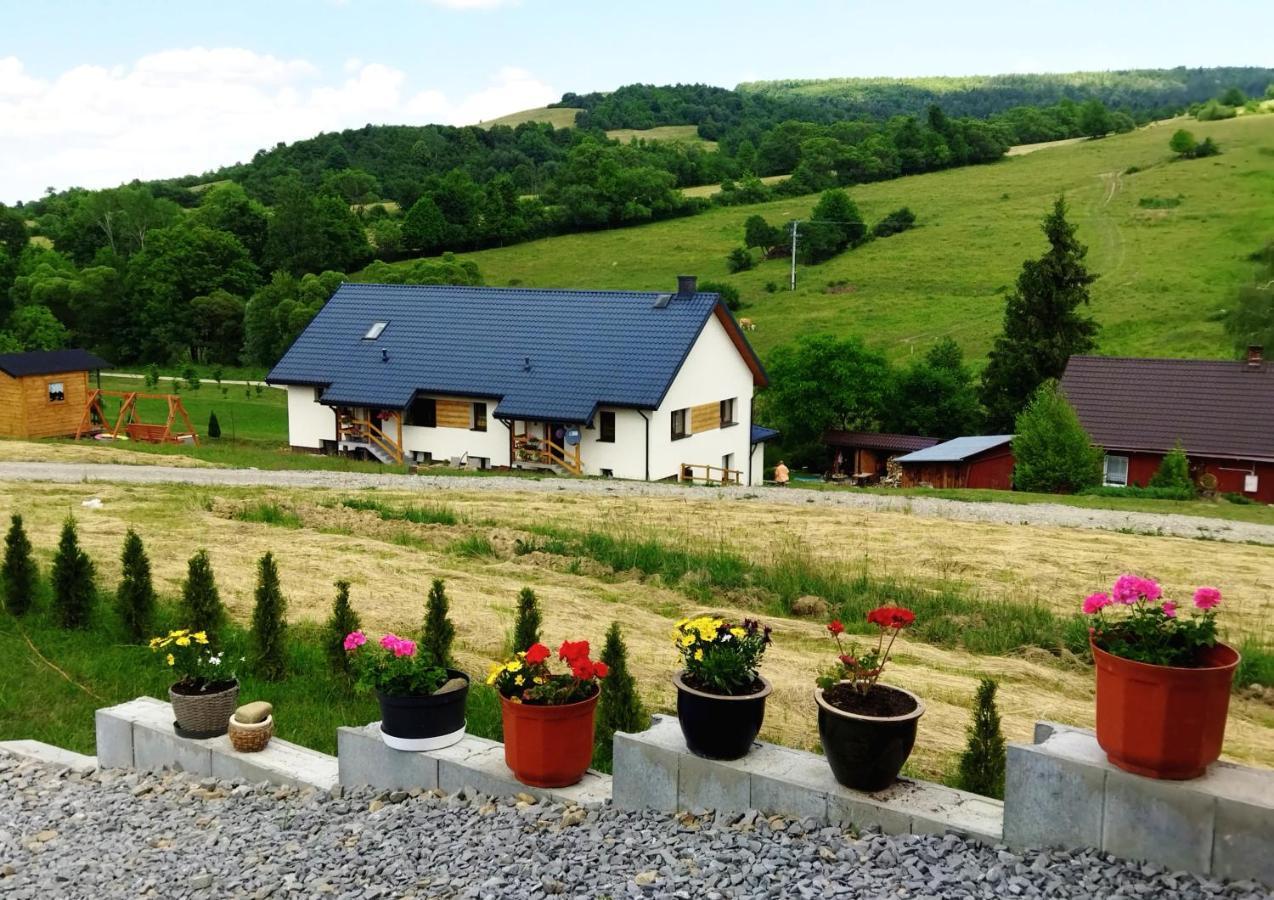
267,276,776,485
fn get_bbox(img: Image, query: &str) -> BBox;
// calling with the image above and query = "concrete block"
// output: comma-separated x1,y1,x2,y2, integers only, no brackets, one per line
437,741,523,798
882,780,1003,843
337,724,439,791
0,740,97,774
1004,742,1105,851
133,723,213,776
826,790,911,836
678,753,750,818
748,749,828,822
612,730,680,812
1212,795,1274,886
547,771,612,808
94,696,167,769
209,735,338,791
1103,767,1216,874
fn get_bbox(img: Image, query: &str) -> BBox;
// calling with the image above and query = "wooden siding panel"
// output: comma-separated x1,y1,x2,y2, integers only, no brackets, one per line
690,401,720,434
20,371,88,439
436,399,471,429
0,374,25,438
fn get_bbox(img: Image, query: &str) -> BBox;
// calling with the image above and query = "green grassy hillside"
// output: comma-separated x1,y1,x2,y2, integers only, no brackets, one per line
385,114,1274,362
479,106,580,128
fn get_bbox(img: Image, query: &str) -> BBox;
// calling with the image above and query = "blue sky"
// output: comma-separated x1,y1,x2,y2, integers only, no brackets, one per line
1,0,1267,202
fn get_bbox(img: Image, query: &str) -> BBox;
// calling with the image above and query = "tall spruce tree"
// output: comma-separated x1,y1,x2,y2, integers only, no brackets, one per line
180,549,226,643
116,529,156,641
512,587,542,654
250,552,288,681
2,513,38,616
421,578,456,667
324,580,361,677
51,516,95,629
979,197,1099,431
957,678,1007,799
593,622,649,770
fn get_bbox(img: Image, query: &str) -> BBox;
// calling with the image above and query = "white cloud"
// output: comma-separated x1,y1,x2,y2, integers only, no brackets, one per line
426,0,520,9
0,48,556,203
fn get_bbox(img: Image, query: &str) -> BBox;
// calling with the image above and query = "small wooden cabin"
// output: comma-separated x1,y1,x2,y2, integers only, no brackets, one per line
0,349,111,440
895,435,1015,490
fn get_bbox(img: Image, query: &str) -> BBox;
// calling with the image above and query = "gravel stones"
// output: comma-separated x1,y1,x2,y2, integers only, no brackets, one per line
0,757,1267,900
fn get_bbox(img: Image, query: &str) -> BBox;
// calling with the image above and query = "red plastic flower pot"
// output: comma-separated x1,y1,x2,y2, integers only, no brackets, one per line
1091,638,1239,780
500,691,599,788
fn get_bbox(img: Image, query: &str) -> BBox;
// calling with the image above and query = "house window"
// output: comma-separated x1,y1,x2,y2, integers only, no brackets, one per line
471,402,488,432
671,408,689,441
407,397,436,427
363,322,388,340
720,397,737,427
1104,454,1129,487
47,382,65,402
598,411,616,443
722,452,735,481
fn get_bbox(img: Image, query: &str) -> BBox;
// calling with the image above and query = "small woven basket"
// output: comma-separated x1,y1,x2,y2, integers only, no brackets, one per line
228,714,274,753
170,682,239,739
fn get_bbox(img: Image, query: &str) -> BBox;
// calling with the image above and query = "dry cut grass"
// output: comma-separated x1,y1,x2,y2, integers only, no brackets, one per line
0,440,216,468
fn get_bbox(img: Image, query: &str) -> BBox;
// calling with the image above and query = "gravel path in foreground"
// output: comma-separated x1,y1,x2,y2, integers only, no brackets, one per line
2,460,1273,546
1,758,1268,900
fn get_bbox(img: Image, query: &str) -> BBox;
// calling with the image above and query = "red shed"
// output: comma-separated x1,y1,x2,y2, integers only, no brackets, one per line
1061,349,1274,503
895,435,1015,490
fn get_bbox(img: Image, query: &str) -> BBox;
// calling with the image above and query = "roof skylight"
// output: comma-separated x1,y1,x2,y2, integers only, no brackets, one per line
364,322,388,340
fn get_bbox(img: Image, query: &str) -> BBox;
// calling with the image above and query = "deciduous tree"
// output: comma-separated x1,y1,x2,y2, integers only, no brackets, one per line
1012,380,1103,494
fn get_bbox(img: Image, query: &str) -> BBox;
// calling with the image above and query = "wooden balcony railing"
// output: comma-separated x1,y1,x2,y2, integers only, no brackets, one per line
513,433,582,476
341,416,404,465
679,462,743,486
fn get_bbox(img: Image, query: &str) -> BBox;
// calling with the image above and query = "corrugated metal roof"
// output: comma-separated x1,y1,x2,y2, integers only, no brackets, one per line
751,424,779,444
895,435,1014,463
1061,355,1274,462
823,430,940,453
267,283,764,423
0,349,112,377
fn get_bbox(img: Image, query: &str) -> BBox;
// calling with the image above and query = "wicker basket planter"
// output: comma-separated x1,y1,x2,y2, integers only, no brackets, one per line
228,714,275,753
170,681,239,739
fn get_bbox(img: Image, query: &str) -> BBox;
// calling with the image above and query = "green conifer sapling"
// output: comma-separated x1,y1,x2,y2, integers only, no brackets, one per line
181,549,226,643
957,678,1007,799
116,529,156,641
325,579,361,676
250,551,288,681
593,622,649,769
421,578,456,667
2,513,37,616
52,516,95,629
512,586,542,653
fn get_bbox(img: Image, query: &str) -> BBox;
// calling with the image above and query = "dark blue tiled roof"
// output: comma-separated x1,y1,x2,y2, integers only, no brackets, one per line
751,425,779,444
267,283,764,423
0,349,112,377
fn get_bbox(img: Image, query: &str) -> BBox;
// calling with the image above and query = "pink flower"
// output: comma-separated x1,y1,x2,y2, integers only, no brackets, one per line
343,631,366,651
1112,574,1161,604
1161,601,1177,618
1082,592,1112,615
1193,586,1222,610
380,633,402,650
392,638,416,658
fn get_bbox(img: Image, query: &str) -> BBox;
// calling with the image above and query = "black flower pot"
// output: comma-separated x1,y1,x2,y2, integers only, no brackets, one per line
675,672,771,760
376,669,469,751
816,683,924,792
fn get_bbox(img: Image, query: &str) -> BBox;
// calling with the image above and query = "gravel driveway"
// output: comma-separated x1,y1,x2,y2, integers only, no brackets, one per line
2,460,1273,545
2,758,1267,899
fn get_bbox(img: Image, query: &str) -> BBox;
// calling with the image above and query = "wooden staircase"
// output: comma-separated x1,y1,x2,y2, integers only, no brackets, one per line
338,415,404,465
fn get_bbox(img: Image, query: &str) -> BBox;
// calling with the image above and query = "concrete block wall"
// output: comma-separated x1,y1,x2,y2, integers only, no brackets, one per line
95,697,338,791
1004,721,1274,886
613,715,1003,843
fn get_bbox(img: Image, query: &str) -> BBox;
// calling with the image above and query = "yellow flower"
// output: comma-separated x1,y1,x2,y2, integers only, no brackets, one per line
175,636,191,647
693,649,703,662
486,663,504,685
679,633,696,648
514,675,525,686
148,637,163,649
193,632,208,645
166,654,175,667
534,676,548,684
504,660,523,673
170,629,188,638
730,627,745,639
675,618,689,629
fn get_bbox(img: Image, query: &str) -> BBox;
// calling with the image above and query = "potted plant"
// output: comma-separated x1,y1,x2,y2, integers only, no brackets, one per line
488,640,608,787
672,616,772,760
345,631,470,751
150,629,238,738
1084,575,1238,779
815,608,923,792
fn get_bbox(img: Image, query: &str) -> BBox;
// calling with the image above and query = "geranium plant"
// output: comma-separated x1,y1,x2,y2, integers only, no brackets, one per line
345,631,448,696
673,615,771,695
817,606,916,695
149,628,236,691
1084,575,1220,667
487,640,608,705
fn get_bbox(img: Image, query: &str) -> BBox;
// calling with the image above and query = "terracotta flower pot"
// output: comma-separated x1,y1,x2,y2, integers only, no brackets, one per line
815,683,924,792
500,691,598,788
675,672,771,760
376,669,470,752
170,680,239,739
1092,638,1239,780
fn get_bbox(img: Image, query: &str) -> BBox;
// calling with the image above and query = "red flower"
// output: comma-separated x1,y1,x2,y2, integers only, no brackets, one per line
524,643,551,665
593,661,610,678
826,620,845,636
569,658,595,680
866,606,916,629
558,640,591,663
838,654,857,667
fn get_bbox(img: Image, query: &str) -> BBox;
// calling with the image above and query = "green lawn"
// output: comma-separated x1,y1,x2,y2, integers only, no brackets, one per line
480,106,580,129
95,374,286,443
382,114,1274,365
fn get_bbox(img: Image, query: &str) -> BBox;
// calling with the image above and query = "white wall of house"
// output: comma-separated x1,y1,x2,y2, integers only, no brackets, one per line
575,407,648,479
750,441,766,486
400,394,508,467
287,386,335,449
647,313,758,485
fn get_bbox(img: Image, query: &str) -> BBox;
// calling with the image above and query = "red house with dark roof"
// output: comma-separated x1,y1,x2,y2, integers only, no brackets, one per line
1060,348,1274,503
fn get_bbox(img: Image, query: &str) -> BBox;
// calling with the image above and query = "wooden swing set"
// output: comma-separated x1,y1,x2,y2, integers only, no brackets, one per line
75,389,199,445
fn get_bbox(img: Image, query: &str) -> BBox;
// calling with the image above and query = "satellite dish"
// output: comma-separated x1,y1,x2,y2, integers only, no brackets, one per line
564,427,581,446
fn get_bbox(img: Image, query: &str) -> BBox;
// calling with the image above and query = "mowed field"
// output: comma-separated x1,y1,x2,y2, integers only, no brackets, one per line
391,114,1274,363
479,106,581,129
3,477,1270,781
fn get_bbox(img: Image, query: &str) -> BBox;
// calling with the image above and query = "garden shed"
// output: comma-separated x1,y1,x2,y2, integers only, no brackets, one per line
822,430,939,483
0,349,111,440
895,435,1015,490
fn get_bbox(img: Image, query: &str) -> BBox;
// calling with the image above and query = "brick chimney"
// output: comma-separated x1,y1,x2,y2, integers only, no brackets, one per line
676,275,697,298
1247,345,1264,369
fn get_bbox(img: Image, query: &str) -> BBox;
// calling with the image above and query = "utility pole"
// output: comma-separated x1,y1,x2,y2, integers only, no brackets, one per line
789,220,799,291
